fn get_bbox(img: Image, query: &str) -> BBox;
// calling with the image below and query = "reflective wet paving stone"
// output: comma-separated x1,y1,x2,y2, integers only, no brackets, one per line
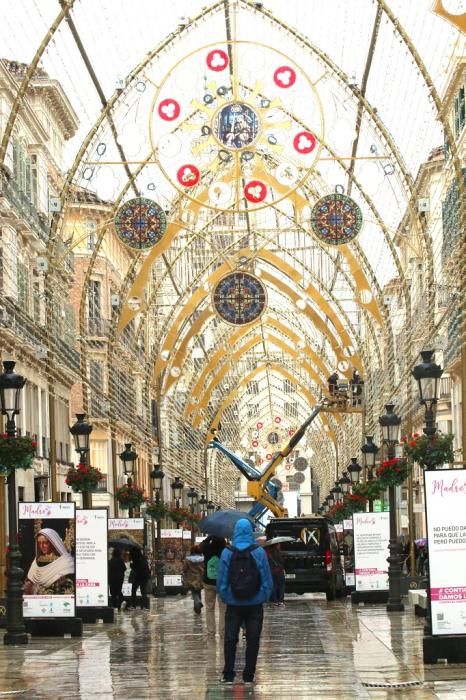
1,595,466,698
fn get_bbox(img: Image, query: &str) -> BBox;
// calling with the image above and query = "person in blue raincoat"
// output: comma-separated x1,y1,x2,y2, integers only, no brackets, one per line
216,518,272,685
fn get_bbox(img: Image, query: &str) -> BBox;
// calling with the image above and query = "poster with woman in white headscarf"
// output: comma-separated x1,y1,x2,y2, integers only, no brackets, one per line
19,502,76,617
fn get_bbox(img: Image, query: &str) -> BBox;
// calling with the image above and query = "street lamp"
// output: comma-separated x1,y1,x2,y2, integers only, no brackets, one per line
206,500,215,515
339,472,351,495
331,482,343,503
361,435,379,511
379,403,404,612
119,443,138,517
327,492,335,509
171,476,184,508
198,494,207,517
347,457,362,486
187,487,198,544
70,413,93,509
150,464,166,597
412,350,443,641
0,361,28,645
412,350,443,442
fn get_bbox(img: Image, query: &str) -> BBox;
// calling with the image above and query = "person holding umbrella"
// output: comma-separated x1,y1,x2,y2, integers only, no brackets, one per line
264,540,286,606
216,518,272,685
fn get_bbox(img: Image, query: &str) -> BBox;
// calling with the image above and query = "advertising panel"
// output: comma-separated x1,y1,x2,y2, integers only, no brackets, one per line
353,511,389,592
76,509,108,607
425,469,466,636
161,528,185,587
19,502,76,618
342,518,355,587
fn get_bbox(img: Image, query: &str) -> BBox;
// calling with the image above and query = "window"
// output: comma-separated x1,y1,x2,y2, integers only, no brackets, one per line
454,86,465,138
247,380,259,395
86,219,97,250
88,280,102,320
283,379,296,394
285,402,298,419
18,487,24,502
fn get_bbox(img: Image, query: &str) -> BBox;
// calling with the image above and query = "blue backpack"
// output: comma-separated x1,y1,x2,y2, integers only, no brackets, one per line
227,544,260,599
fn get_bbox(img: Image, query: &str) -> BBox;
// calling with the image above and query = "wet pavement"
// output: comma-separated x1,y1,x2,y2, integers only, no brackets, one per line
1,594,466,699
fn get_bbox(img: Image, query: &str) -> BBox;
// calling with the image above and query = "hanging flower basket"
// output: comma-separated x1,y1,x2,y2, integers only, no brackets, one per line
376,457,410,488
169,506,201,529
146,501,170,520
401,432,454,468
116,484,145,510
65,463,103,493
0,434,36,474
343,492,368,515
327,501,346,524
352,479,383,503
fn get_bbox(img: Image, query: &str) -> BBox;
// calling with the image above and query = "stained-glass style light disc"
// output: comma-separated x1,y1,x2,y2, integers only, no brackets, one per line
294,457,308,471
213,102,260,150
212,272,267,325
310,193,363,245
114,197,167,250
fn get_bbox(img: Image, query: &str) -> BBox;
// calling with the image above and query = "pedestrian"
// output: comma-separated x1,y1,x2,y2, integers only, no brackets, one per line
217,518,272,685
201,535,227,638
327,371,339,396
183,543,204,613
266,543,285,606
108,547,126,611
129,548,151,610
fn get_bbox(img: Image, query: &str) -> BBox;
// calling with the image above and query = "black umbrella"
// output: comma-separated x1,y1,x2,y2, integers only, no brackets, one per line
108,536,141,549
199,510,255,539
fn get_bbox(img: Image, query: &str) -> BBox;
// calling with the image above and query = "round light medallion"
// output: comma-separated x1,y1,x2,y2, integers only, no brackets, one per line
213,102,260,150
310,193,363,245
114,197,167,250
212,272,267,326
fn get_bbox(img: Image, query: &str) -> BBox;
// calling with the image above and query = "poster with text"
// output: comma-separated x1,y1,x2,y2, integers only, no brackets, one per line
425,469,466,636
19,502,75,618
343,518,355,587
108,518,144,549
353,511,389,592
161,528,184,587
76,509,108,607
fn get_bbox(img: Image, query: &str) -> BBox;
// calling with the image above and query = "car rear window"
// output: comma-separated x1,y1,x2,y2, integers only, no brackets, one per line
266,520,330,553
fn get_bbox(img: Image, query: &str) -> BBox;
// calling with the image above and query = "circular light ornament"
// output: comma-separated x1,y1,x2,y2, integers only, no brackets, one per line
295,457,308,471
160,349,170,361
213,102,260,150
294,472,305,484
212,272,267,326
170,367,181,377
310,192,363,245
114,197,167,250
295,298,307,310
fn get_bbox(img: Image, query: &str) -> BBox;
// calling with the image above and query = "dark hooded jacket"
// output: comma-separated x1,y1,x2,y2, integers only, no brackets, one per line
216,519,272,606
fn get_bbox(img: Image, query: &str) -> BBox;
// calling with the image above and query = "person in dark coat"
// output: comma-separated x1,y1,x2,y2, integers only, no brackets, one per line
129,548,151,610
265,543,285,606
108,548,126,611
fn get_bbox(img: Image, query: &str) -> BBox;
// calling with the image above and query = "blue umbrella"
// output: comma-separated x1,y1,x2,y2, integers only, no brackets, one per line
199,510,255,538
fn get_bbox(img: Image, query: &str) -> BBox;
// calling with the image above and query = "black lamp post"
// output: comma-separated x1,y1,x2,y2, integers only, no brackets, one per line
187,487,199,544
327,492,335,509
339,472,351,496
119,443,137,517
361,435,379,511
198,494,207,517
69,413,93,509
0,360,28,645
171,476,184,509
347,457,362,487
331,482,343,504
379,403,404,612
206,500,215,516
150,464,166,597
412,350,443,639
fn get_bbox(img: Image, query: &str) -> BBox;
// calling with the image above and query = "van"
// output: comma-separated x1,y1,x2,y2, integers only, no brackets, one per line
265,516,345,600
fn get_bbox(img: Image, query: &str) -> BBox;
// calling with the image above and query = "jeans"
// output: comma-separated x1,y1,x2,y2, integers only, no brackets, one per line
131,581,149,609
204,583,226,637
271,572,285,603
223,604,264,682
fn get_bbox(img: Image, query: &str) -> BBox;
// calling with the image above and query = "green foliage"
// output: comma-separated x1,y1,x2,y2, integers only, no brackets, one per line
0,435,36,474
115,485,145,509
401,432,454,468
65,463,103,493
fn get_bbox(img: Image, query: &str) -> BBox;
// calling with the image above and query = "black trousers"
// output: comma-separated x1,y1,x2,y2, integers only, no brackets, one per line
223,604,264,682
109,583,123,610
131,580,149,609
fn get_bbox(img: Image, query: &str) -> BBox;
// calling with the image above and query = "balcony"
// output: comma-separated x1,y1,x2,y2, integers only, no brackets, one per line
0,169,49,246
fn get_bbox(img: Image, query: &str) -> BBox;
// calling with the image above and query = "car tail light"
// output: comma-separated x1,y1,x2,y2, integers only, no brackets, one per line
325,548,332,573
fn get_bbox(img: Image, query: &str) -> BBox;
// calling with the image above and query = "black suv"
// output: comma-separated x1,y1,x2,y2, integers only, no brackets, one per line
265,516,345,600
